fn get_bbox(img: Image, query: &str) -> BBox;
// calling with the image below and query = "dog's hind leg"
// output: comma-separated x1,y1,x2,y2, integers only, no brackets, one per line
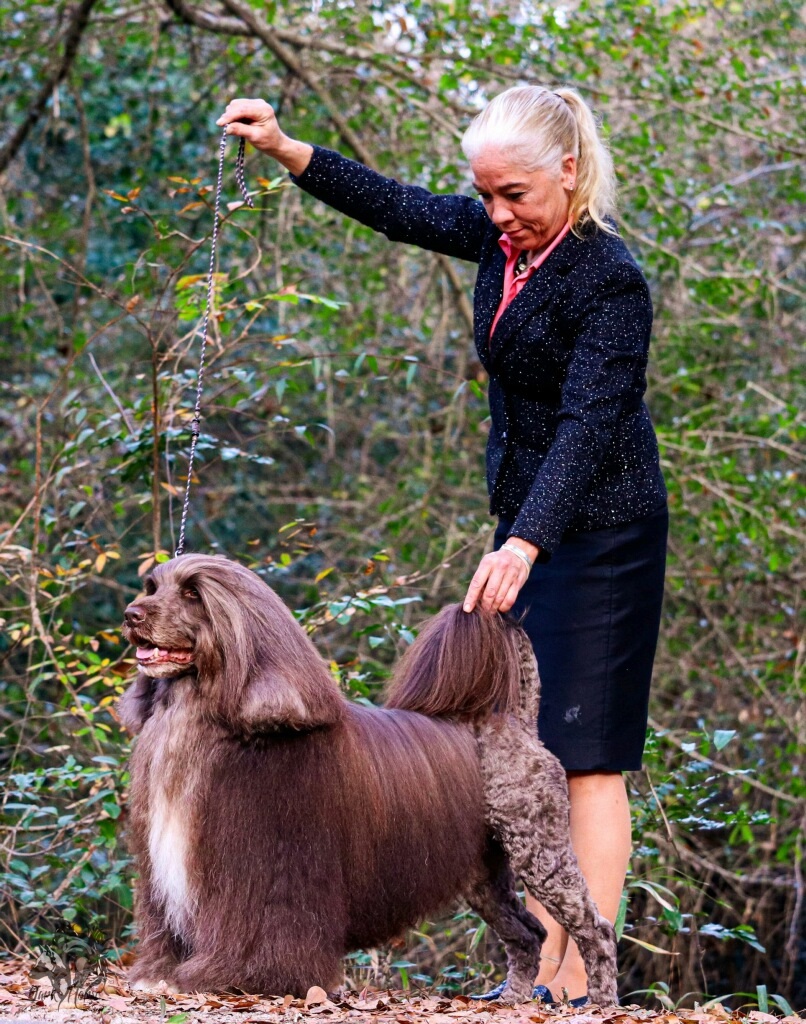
519,850,617,1009
467,839,545,1003
476,721,618,1008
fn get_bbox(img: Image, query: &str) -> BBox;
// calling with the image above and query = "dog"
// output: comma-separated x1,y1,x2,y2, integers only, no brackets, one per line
119,554,617,1002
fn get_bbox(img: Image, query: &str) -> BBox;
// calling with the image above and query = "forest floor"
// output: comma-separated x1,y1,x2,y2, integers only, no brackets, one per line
0,960,802,1024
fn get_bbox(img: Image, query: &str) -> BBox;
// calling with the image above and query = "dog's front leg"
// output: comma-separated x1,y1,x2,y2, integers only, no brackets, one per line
467,840,545,1003
477,721,619,1008
127,883,183,993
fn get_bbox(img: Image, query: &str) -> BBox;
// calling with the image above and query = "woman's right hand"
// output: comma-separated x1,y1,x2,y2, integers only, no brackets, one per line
216,99,313,175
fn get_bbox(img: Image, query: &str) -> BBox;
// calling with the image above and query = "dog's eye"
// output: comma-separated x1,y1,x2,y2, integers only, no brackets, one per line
144,577,156,596
182,586,200,600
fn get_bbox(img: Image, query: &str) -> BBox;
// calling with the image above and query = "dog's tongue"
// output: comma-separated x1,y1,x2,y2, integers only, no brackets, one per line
136,647,191,662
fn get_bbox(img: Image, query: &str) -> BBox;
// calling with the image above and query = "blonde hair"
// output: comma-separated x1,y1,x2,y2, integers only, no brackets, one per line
461,85,618,237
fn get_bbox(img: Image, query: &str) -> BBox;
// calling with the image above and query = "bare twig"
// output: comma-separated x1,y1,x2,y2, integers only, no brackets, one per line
783,811,804,990
88,353,135,433
0,0,102,175
693,159,802,203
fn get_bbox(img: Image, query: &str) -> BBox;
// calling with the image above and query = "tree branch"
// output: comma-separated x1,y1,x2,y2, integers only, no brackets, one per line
0,0,101,176
162,0,250,35
667,102,806,160
218,0,376,166
162,0,475,334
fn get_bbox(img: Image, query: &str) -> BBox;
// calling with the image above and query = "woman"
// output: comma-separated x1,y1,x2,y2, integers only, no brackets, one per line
217,87,668,1004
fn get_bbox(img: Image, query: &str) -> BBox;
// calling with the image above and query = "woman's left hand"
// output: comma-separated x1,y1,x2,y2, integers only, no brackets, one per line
463,540,538,614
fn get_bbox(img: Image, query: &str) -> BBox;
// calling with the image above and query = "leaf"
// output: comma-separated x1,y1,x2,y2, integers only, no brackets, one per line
178,201,206,214
315,567,334,583
469,920,486,951
713,729,737,751
620,934,679,955
630,879,679,912
304,987,328,1008
614,891,628,940
103,995,133,1011
94,553,107,573
176,274,208,289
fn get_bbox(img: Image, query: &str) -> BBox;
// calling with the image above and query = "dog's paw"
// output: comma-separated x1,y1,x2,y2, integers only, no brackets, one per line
128,977,180,996
326,984,352,1003
496,983,533,1005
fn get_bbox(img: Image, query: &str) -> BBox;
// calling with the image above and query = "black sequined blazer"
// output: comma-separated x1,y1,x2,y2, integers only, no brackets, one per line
292,147,667,558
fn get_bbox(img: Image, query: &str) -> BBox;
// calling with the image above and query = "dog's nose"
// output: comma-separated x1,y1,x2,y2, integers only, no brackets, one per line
124,604,146,626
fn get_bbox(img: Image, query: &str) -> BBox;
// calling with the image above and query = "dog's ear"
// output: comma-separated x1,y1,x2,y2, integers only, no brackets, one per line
183,556,345,735
117,674,155,735
235,666,344,734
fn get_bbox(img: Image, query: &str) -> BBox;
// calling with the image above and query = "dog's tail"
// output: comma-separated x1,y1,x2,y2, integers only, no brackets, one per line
384,605,539,725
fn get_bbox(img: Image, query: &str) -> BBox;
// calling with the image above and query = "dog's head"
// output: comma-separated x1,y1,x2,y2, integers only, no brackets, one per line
120,554,344,735
123,561,201,679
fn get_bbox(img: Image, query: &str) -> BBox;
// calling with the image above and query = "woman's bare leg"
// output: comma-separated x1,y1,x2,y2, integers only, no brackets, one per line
529,770,631,1000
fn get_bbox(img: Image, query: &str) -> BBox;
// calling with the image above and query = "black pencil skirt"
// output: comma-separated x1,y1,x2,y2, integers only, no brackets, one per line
494,503,669,772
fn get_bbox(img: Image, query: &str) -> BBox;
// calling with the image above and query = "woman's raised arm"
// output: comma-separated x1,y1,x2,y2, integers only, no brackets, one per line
216,98,489,264
217,98,313,177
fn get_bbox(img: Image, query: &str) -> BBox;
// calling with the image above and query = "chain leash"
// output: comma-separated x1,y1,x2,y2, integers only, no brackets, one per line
175,127,253,558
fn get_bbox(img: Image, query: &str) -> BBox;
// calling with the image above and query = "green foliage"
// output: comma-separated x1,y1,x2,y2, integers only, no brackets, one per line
0,0,803,1006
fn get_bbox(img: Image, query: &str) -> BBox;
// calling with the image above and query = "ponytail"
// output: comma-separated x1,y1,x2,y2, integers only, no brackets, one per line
461,85,618,237
552,88,617,236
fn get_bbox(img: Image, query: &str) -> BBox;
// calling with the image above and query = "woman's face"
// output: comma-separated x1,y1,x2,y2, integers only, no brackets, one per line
470,147,576,252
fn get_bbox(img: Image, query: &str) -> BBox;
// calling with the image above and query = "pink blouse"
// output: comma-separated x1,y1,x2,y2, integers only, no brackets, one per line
490,223,572,338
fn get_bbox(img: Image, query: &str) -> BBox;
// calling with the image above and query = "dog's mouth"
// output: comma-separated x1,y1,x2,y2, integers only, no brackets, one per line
135,646,195,667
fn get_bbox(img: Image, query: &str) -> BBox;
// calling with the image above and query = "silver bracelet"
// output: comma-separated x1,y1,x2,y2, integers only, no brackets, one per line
501,543,534,573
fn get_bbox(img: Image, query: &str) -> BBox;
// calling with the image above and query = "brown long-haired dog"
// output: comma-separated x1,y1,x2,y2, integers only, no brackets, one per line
120,554,617,1003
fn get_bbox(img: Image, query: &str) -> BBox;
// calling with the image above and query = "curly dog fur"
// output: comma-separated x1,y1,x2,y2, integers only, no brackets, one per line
119,554,617,1002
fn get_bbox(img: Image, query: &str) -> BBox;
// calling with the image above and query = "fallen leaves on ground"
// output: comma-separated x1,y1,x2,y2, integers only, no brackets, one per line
0,959,800,1024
